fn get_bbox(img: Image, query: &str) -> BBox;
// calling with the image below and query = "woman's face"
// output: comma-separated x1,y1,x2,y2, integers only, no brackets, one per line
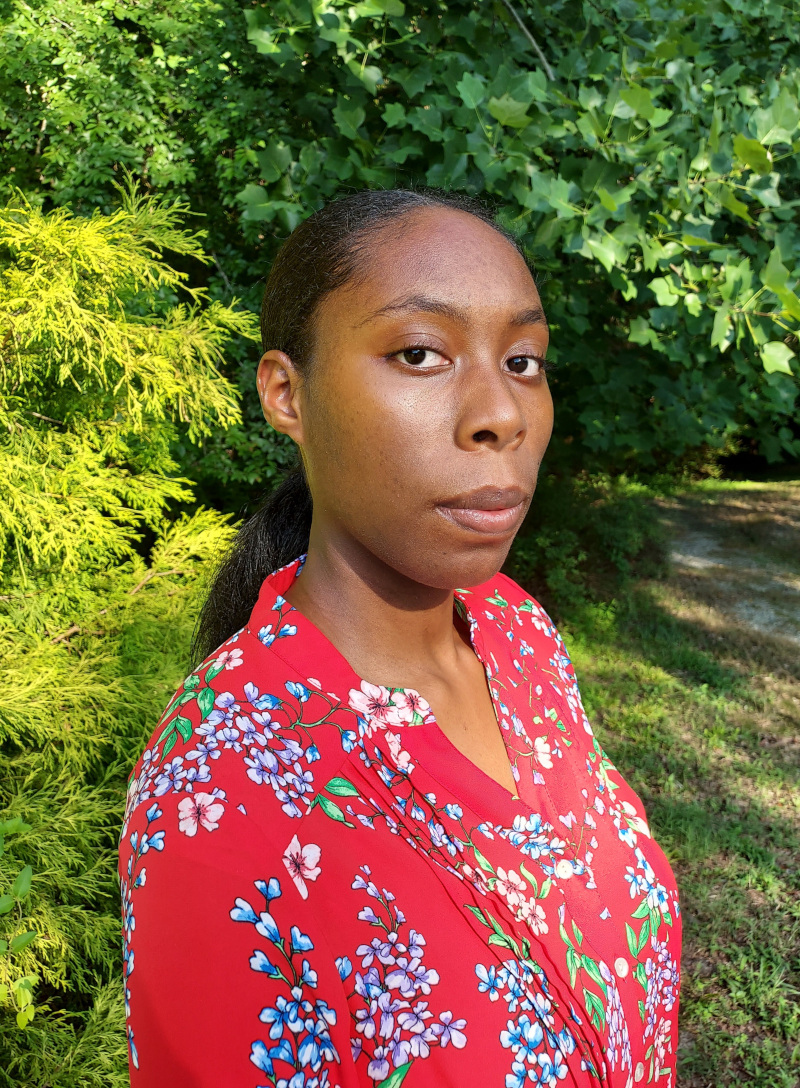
259,207,554,591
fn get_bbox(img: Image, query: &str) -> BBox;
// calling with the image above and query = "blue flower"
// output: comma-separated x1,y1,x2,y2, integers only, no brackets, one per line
444,803,463,820
255,877,282,901
306,744,321,763
257,626,276,646
298,1017,335,1071
476,963,505,1001
250,1038,294,1074
260,991,305,1037
250,949,280,977
505,1060,528,1088
145,803,162,823
256,911,281,943
300,958,318,987
500,1014,543,1057
230,897,259,924
341,729,357,753
278,624,298,638
535,1048,568,1084
291,925,314,952
140,830,165,854
285,681,310,702
275,1074,306,1088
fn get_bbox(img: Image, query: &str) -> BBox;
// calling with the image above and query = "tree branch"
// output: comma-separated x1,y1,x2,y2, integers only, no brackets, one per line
499,0,556,82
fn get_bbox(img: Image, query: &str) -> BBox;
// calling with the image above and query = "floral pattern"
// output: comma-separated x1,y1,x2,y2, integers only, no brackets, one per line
119,556,681,1087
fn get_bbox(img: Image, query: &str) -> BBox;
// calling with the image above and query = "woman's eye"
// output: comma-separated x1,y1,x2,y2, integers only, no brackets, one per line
396,347,444,368
506,355,545,375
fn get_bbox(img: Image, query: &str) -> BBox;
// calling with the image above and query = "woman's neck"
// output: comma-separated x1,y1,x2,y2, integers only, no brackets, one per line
285,526,470,690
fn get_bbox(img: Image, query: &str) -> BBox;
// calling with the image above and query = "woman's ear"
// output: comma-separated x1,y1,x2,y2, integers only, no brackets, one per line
256,350,306,444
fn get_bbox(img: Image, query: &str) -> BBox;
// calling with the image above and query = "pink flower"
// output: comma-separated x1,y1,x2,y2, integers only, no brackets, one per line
385,730,414,772
393,688,431,724
348,681,403,727
177,792,225,836
517,897,549,934
283,834,321,899
495,866,527,907
215,648,243,671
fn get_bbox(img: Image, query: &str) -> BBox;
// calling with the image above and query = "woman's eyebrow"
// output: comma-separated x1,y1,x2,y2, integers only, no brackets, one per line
356,294,548,328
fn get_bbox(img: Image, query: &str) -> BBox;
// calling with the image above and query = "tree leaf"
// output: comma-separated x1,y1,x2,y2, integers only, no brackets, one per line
456,72,485,109
12,865,32,899
761,341,795,375
0,894,14,915
332,101,366,141
9,930,37,954
733,134,772,175
620,84,654,120
488,94,531,129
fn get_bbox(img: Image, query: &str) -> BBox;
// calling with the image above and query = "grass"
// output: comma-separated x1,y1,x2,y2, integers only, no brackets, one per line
544,481,800,1087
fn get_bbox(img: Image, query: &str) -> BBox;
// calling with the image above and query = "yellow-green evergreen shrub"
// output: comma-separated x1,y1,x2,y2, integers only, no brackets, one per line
0,181,256,1085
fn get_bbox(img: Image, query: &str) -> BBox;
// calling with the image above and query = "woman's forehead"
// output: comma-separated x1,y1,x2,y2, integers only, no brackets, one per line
324,208,540,327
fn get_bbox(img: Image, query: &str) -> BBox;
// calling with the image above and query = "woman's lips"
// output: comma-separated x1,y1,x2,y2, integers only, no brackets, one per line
436,502,526,535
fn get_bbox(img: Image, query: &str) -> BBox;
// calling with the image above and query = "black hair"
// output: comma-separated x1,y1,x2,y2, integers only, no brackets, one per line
191,188,525,663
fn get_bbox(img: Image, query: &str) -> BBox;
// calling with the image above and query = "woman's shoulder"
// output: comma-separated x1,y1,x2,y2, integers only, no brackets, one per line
122,622,355,840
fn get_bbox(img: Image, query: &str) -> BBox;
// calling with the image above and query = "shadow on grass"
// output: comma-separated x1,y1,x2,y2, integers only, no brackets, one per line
561,575,800,1088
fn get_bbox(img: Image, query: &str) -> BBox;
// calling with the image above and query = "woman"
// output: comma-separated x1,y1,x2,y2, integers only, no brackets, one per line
119,190,681,1088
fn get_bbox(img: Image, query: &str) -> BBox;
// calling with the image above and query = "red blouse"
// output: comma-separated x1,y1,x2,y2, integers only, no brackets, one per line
119,556,681,1088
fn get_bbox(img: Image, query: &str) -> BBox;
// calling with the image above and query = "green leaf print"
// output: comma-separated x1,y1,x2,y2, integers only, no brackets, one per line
324,776,360,797
485,592,509,607
174,716,193,743
315,794,356,828
382,1061,413,1087
636,917,651,954
626,923,638,957
196,686,215,720
472,845,494,874
205,660,225,683
162,732,178,759
488,932,519,952
183,674,200,690
580,954,607,992
583,987,606,1029
465,904,488,926
519,861,539,894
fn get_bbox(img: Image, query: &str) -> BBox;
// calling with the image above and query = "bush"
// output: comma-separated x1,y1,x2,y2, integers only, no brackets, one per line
0,183,252,1084
1,0,798,494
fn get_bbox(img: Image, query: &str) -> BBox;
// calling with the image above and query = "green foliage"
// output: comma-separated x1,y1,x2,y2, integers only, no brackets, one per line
0,818,39,1031
507,472,669,615
0,188,245,1083
1,0,798,491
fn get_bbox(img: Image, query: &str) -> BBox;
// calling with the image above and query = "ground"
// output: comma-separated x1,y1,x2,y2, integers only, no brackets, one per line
565,480,800,1087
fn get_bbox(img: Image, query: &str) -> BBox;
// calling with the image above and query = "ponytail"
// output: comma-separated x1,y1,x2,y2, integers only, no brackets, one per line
192,187,524,663
191,468,312,664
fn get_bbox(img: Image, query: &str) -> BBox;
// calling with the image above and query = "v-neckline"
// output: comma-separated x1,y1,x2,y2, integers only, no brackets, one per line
247,556,533,821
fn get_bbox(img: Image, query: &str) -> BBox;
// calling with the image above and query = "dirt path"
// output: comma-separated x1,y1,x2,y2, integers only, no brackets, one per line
656,481,800,646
